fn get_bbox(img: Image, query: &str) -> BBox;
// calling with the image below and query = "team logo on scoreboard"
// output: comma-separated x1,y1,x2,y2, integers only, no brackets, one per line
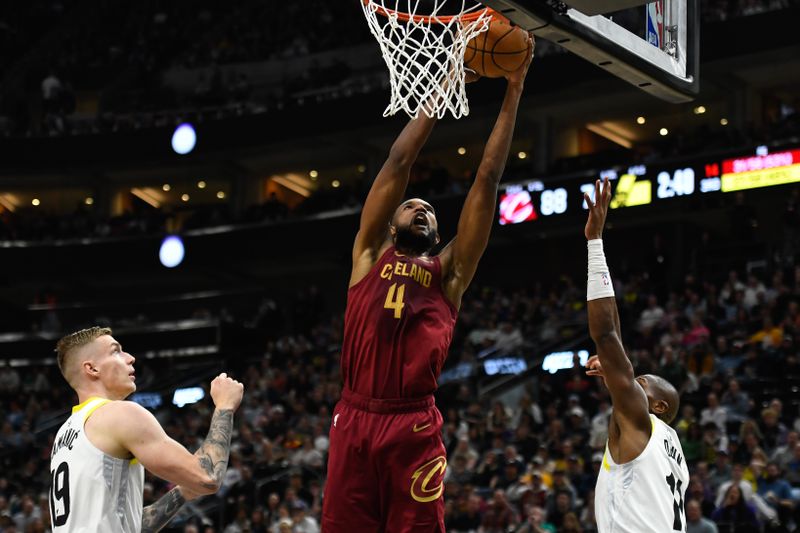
499,190,538,225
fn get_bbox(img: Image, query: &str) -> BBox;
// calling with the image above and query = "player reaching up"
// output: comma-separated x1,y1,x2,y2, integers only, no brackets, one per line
583,178,689,532
321,36,534,533
49,327,243,532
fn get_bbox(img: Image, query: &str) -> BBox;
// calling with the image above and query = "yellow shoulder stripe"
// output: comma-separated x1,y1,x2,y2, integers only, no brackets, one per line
77,398,112,421
602,451,611,471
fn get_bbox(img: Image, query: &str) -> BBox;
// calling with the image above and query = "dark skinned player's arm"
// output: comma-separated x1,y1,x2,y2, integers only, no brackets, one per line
441,35,534,308
352,113,439,266
585,178,650,435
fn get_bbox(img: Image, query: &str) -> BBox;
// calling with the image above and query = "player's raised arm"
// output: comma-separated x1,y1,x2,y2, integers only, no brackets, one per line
584,178,650,434
103,373,243,496
441,35,533,308
352,113,439,274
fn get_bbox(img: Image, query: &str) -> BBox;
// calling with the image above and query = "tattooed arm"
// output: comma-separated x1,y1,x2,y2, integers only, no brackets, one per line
194,409,234,490
140,486,188,533
105,374,245,496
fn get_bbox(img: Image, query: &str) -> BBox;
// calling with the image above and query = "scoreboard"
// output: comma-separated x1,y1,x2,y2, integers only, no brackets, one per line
498,144,800,226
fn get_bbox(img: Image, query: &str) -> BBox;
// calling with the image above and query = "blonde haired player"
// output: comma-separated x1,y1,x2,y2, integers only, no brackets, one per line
583,178,689,533
49,327,243,532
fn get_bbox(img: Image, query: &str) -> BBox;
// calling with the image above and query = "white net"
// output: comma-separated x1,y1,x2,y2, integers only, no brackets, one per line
361,0,491,119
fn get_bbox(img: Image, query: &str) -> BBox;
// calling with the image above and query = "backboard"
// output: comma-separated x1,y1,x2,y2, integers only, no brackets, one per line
480,0,699,103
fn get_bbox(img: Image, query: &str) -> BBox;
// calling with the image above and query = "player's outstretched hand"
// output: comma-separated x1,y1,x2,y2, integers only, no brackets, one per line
506,33,535,86
585,355,605,378
584,177,612,240
210,372,244,411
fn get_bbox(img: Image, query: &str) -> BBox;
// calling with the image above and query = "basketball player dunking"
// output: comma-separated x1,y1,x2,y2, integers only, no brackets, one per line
321,37,533,532
49,327,243,532
583,178,689,533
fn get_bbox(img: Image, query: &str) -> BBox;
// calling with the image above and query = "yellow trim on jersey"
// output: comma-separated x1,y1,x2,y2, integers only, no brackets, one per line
83,399,112,421
602,451,611,472
72,396,103,413
130,458,139,465
72,397,112,421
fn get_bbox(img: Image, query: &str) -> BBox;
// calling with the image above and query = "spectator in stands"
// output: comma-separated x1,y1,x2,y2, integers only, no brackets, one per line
712,484,761,532
638,294,665,333
721,378,751,424
545,489,574,530
751,316,784,349
686,499,719,533
772,431,799,470
757,462,795,526
482,489,518,532
701,393,728,433
761,408,789,454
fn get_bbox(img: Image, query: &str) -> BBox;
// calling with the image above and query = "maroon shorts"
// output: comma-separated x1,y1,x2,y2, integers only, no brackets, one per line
321,389,447,533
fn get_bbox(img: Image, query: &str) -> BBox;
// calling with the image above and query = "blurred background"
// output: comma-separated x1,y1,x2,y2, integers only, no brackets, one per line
0,0,799,532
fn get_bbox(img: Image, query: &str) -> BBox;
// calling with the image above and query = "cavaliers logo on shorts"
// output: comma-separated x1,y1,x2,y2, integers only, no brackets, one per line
409,456,447,503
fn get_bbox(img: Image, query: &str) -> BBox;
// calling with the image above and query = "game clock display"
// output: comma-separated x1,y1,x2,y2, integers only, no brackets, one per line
497,144,800,225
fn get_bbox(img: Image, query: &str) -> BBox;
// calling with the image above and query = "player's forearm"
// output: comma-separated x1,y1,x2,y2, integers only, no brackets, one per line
141,487,186,533
193,408,234,492
387,114,438,169
586,237,630,375
476,83,524,183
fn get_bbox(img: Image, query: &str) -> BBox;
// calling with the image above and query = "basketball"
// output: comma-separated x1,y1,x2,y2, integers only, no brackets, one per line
464,18,530,78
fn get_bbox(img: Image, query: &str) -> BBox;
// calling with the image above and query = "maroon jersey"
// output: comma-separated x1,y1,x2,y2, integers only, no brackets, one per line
342,246,458,399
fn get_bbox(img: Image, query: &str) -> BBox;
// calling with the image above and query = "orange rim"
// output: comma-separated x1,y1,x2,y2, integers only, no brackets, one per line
363,0,493,24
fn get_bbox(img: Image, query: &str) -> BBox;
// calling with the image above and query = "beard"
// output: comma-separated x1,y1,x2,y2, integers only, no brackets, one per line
395,225,437,255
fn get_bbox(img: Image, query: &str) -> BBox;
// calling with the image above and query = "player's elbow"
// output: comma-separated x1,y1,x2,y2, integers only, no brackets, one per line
387,145,414,171
187,473,221,496
475,165,501,185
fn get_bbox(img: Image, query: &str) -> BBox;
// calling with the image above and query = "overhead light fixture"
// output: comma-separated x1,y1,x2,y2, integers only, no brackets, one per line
517,152,527,160
586,122,634,149
720,118,729,126
131,188,162,208
216,191,226,199
636,116,646,125
181,194,190,202
171,123,196,155
332,180,341,188
357,165,366,173
197,180,206,189
457,147,466,155
32,198,40,206
159,236,185,268
162,184,171,192
85,197,94,206
309,170,318,179
693,105,706,115
659,128,669,136
271,176,311,197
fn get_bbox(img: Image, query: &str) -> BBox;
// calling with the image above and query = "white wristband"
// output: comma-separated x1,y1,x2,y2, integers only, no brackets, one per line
587,239,615,301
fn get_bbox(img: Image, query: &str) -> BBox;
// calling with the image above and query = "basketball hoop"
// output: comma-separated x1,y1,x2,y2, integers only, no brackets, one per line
361,0,493,119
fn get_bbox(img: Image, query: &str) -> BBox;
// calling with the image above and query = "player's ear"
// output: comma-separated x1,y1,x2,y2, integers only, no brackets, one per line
653,399,668,416
82,360,99,379
434,231,440,245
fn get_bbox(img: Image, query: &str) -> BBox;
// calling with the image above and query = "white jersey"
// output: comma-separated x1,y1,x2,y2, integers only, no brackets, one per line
595,414,689,533
49,397,144,533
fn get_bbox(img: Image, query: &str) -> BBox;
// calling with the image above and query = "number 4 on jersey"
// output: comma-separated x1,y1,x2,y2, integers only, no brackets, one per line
384,283,406,319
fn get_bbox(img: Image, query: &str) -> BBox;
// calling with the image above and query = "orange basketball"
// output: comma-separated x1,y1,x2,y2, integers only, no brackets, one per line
464,18,529,78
